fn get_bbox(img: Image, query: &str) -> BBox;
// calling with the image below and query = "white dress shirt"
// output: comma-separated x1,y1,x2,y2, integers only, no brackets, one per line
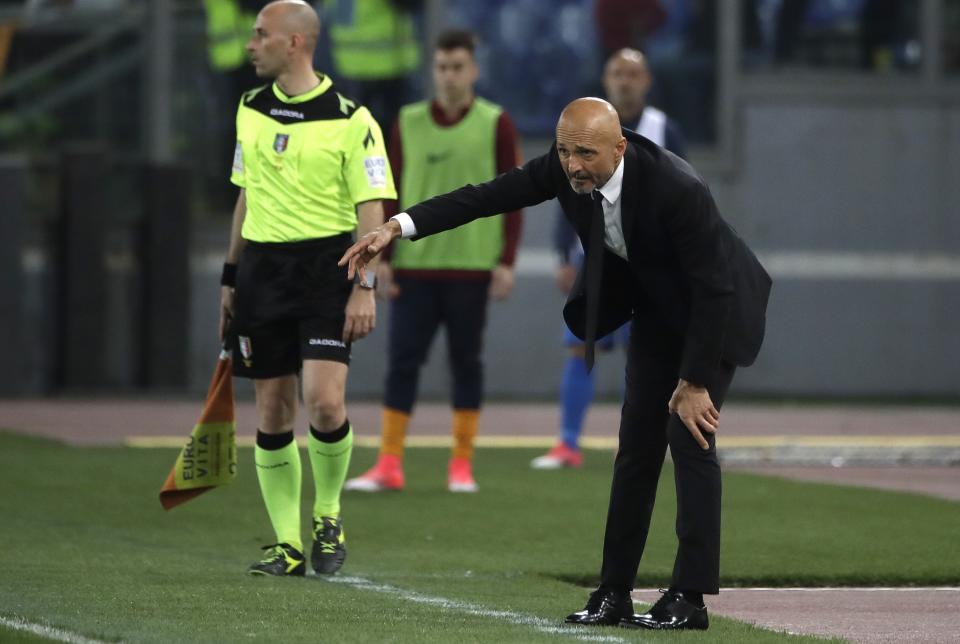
392,157,629,261
595,157,628,260
392,211,418,239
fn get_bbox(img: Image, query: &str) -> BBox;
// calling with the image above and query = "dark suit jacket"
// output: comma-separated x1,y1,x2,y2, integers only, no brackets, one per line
405,128,772,385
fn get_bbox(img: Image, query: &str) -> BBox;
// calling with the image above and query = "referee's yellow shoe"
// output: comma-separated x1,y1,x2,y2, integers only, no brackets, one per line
248,543,306,576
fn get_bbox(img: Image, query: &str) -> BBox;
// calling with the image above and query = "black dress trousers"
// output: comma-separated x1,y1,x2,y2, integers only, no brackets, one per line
599,315,736,595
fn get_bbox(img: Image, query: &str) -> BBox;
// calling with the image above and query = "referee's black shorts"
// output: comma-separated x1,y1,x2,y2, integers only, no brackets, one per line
230,233,354,379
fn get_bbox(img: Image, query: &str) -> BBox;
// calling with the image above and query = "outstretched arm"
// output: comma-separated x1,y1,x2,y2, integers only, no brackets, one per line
339,219,402,282
404,151,557,239
340,147,561,281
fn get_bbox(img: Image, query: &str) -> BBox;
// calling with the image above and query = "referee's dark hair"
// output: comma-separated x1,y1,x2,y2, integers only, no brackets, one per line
436,28,478,55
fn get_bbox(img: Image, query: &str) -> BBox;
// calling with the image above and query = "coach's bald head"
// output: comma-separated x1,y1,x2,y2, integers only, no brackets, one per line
556,98,626,194
248,0,320,78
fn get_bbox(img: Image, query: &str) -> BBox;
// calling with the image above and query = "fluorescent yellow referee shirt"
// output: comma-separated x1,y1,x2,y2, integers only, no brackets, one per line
231,74,396,242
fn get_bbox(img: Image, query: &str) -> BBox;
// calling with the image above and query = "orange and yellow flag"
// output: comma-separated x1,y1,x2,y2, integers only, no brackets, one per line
159,349,237,510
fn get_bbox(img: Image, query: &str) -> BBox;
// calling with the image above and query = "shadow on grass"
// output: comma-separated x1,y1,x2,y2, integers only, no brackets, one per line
553,572,960,589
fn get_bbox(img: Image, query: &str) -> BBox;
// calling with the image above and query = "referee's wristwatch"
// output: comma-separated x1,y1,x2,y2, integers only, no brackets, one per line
356,273,376,290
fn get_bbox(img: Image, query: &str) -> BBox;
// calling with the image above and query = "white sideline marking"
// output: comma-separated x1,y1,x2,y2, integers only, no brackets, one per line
323,575,629,643
0,616,110,644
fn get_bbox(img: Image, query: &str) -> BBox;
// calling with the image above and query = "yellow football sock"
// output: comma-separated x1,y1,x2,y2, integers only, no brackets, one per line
380,407,410,458
308,422,352,518
452,409,480,460
254,432,302,552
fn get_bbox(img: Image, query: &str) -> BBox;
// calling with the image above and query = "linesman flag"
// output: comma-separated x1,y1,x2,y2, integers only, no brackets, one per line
159,345,237,510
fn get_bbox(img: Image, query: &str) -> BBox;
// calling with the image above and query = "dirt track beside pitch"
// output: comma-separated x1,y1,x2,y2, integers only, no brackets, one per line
633,587,960,643
4,399,960,442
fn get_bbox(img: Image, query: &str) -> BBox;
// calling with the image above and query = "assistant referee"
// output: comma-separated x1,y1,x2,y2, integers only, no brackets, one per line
219,0,395,577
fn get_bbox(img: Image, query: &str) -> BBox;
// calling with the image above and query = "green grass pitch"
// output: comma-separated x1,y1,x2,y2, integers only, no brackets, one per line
1,430,958,642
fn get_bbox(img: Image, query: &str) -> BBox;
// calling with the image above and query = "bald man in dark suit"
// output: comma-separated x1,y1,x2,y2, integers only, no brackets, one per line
340,98,771,631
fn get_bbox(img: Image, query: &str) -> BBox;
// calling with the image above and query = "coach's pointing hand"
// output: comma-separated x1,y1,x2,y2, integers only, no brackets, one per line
339,220,402,284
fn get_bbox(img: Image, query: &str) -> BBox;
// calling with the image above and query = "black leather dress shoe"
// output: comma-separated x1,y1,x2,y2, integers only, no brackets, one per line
621,590,709,630
564,588,634,626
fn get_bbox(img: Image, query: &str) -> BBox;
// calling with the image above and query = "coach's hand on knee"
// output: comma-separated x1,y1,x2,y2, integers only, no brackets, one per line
669,379,720,451
343,286,376,342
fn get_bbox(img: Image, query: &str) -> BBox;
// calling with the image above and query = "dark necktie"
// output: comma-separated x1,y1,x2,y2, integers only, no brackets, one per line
583,191,605,373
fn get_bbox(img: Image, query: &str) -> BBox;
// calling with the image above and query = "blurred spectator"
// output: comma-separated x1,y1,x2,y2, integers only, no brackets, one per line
326,0,420,134
946,0,960,73
204,0,259,82
202,0,262,211
593,0,666,59
859,0,911,71
444,0,600,134
22,0,127,17
768,0,919,71
645,0,760,143
773,0,810,65
0,3,18,78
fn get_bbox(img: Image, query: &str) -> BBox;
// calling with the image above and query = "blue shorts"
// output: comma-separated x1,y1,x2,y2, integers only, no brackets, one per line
559,249,630,350
562,321,631,351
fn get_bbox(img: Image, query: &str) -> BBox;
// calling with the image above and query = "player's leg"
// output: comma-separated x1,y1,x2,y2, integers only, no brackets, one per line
232,241,306,576
531,329,595,469
566,341,674,625
301,353,352,574
666,360,735,597
442,279,489,492
248,374,305,576
345,278,442,491
560,342,593,453
232,322,306,576
273,233,354,575
597,318,678,593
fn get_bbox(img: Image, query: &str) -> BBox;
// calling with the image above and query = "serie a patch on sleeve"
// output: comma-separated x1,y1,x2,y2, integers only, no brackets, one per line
232,141,244,175
364,156,387,188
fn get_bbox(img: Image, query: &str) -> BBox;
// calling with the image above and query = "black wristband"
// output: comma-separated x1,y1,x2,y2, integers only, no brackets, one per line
221,263,237,287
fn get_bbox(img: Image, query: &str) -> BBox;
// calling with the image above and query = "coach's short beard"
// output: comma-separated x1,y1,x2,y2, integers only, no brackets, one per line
568,173,594,194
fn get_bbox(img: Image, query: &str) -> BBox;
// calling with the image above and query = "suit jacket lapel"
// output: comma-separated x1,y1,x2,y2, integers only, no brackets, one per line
620,143,639,260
